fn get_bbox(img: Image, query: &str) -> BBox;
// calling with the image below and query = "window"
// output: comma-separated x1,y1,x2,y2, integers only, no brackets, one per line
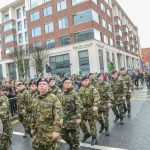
45,22,54,33
4,35,16,43
112,53,115,68
108,24,112,32
58,17,68,29
3,23,15,31
115,29,122,36
32,27,41,37
60,35,70,46
43,0,50,3
114,18,121,26
109,38,113,45
25,32,28,41
30,0,37,8
49,54,71,75
3,14,9,22
73,9,99,25
30,11,40,21
107,9,111,17
24,19,27,28
78,50,90,74
18,33,23,43
33,42,42,48
46,39,55,48
106,0,112,6
44,6,52,16
75,28,100,42
104,35,109,44
5,47,14,54
106,51,110,66
99,50,104,71
23,6,26,16
0,64,3,80
102,19,107,28
123,26,129,33
17,8,21,19
17,21,22,31
57,0,67,11
8,62,16,80
101,3,105,12
72,0,85,5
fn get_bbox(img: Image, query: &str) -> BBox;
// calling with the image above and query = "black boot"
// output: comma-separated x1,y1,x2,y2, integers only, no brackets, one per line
99,121,104,133
127,110,131,118
91,137,97,145
9,138,12,145
68,144,72,150
114,116,119,122
105,127,110,136
120,118,124,125
81,133,91,142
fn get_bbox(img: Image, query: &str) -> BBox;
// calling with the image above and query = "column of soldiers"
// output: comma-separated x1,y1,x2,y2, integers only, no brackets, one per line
0,67,133,150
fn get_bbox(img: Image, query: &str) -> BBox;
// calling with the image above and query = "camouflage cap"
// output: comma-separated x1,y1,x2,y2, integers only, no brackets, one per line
81,76,89,81
112,70,118,75
29,80,37,86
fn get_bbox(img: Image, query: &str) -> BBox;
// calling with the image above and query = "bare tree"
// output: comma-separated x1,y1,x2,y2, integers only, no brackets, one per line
28,44,49,77
11,46,29,80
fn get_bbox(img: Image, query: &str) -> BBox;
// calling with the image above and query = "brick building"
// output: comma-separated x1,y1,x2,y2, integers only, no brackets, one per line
0,0,141,80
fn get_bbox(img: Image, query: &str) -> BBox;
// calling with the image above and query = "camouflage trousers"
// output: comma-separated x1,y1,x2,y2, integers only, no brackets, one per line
0,117,12,150
61,127,80,150
80,111,97,137
126,94,131,111
111,102,125,119
18,113,31,135
97,105,110,128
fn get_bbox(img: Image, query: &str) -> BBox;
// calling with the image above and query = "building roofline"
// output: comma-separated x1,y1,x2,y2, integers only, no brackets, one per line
112,0,138,31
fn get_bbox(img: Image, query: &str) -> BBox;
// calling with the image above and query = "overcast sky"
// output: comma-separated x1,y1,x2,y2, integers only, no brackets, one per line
117,0,150,48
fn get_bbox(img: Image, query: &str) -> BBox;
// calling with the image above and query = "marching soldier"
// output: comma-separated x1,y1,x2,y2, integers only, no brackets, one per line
79,76,99,145
48,78,62,98
60,78,83,150
0,88,12,150
96,73,113,136
30,78,63,150
119,68,133,117
110,70,127,125
17,81,30,138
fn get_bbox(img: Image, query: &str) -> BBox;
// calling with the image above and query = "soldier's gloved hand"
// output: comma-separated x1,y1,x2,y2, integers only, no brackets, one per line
52,132,60,141
76,119,81,125
31,129,35,135
93,106,98,112
108,103,112,108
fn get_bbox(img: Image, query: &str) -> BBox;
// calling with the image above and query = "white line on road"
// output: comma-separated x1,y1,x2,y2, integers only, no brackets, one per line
13,132,127,150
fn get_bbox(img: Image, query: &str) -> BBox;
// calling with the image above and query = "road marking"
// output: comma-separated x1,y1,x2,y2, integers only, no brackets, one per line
13,132,127,150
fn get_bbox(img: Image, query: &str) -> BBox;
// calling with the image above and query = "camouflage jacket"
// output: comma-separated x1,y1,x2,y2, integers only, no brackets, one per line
110,77,127,101
78,84,100,108
96,81,114,105
17,89,30,115
0,93,10,119
60,88,83,129
119,74,133,91
48,85,62,98
31,91,63,133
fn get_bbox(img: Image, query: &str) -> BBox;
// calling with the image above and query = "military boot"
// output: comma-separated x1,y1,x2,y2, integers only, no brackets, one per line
114,116,119,122
105,127,110,136
68,144,73,150
99,121,105,133
91,137,97,145
23,133,28,138
120,117,124,125
127,110,131,118
81,133,91,142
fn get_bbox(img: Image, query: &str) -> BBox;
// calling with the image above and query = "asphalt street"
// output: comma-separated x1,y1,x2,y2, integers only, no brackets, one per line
2,84,150,150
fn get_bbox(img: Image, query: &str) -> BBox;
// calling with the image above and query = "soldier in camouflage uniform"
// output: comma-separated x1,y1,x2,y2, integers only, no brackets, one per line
48,78,62,98
110,70,127,125
17,81,30,138
0,88,12,150
60,78,83,150
89,73,97,87
79,76,100,145
120,67,133,117
30,78,63,150
96,73,113,136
